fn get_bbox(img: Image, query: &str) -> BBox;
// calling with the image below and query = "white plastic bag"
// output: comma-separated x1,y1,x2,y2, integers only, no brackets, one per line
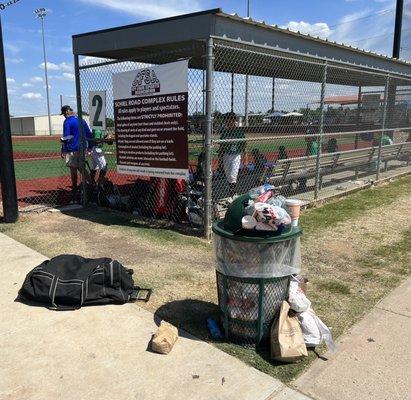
288,277,311,312
298,308,337,353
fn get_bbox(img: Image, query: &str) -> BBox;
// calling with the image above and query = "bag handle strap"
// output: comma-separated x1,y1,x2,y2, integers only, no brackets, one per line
131,287,152,302
47,277,81,311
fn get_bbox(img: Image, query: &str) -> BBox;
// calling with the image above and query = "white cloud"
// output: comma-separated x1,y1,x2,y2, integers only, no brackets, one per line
6,57,24,64
77,0,201,19
60,62,73,72
44,84,52,89
62,73,75,81
281,21,333,38
7,88,17,95
22,83,34,87
6,77,16,84
39,62,60,71
281,7,406,59
30,76,44,83
50,72,76,81
22,92,43,99
80,56,110,66
39,61,73,72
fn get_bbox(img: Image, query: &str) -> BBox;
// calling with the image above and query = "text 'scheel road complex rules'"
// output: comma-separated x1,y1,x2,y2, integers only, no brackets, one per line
113,60,189,179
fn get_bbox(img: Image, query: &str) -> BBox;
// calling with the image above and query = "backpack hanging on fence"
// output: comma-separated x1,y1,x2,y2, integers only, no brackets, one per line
18,255,151,310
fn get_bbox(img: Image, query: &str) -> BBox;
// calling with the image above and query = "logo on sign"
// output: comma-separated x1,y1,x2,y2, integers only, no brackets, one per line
131,69,160,96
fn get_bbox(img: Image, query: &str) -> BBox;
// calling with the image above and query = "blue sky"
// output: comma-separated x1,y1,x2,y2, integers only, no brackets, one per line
1,0,410,116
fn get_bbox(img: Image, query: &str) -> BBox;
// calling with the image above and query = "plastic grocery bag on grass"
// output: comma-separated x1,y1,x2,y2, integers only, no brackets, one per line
288,276,311,312
271,301,308,362
297,308,337,353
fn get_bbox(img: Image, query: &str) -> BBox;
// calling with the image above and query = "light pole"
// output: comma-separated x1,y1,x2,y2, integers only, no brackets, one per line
35,8,52,136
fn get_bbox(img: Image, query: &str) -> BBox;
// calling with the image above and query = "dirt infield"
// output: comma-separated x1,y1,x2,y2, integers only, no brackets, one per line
13,152,60,161
12,135,59,141
15,172,141,208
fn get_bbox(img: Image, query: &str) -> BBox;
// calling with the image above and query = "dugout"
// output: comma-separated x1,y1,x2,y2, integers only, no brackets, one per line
72,8,411,238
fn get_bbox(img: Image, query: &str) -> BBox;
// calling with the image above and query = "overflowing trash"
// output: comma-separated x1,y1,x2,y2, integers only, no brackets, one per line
270,274,336,362
288,275,311,312
211,184,335,359
271,301,308,362
212,186,304,346
241,184,297,233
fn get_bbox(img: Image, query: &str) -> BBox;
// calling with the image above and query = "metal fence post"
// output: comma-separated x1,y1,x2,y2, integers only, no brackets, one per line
314,61,327,200
231,73,234,112
204,37,214,240
74,54,87,207
376,75,390,181
245,75,249,127
271,77,275,111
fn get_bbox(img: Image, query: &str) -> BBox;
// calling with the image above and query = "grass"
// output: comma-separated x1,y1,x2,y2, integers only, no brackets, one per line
12,138,61,153
1,175,410,384
14,158,66,180
316,280,351,295
76,207,210,249
300,175,411,236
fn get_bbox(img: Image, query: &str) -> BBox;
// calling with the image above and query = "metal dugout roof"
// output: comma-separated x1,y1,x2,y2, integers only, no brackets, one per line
72,8,411,86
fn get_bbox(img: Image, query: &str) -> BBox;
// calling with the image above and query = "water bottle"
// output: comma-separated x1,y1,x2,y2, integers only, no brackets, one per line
267,195,286,208
249,184,274,199
207,318,223,340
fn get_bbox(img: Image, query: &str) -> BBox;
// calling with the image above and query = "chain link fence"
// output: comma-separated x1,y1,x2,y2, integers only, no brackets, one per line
9,134,72,211
211,39,411,222
8,37,410,235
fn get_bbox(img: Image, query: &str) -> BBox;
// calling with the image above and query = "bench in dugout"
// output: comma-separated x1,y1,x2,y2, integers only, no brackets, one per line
264,141,411,192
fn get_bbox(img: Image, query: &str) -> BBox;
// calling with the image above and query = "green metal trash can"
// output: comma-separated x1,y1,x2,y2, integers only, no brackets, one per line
212,193,302,347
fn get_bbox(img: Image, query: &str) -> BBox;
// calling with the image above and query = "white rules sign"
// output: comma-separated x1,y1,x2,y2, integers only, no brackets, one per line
113,60,189,179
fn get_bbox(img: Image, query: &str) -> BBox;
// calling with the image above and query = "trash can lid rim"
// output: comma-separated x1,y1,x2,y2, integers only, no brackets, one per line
212,219,302,243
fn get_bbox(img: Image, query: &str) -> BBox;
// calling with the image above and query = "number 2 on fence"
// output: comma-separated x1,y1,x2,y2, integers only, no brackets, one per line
89,91,106,130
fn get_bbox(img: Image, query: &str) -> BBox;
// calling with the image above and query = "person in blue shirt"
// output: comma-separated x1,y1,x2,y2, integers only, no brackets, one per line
60,105,92,199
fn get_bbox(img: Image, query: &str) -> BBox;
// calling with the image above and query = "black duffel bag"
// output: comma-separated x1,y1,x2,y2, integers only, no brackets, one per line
18,254,151,310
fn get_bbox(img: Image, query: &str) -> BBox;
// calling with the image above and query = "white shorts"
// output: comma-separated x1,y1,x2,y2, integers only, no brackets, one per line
91,147,107,171
223,153,241,184
65,152,80,168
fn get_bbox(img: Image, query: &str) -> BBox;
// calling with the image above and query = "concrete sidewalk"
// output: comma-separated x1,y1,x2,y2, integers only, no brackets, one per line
295,277,411,400
0,233,310,400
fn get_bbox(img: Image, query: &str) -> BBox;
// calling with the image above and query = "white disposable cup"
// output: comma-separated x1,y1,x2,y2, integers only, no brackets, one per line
285,199,302,227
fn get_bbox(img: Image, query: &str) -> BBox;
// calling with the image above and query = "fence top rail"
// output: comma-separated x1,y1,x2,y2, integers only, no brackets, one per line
212,37,411,84
213,126,411,143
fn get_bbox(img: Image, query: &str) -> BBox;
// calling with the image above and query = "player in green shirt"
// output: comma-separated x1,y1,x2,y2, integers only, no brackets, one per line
219,112,246,196
381,133,393,146
89,128,108,185
306,136,319,156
